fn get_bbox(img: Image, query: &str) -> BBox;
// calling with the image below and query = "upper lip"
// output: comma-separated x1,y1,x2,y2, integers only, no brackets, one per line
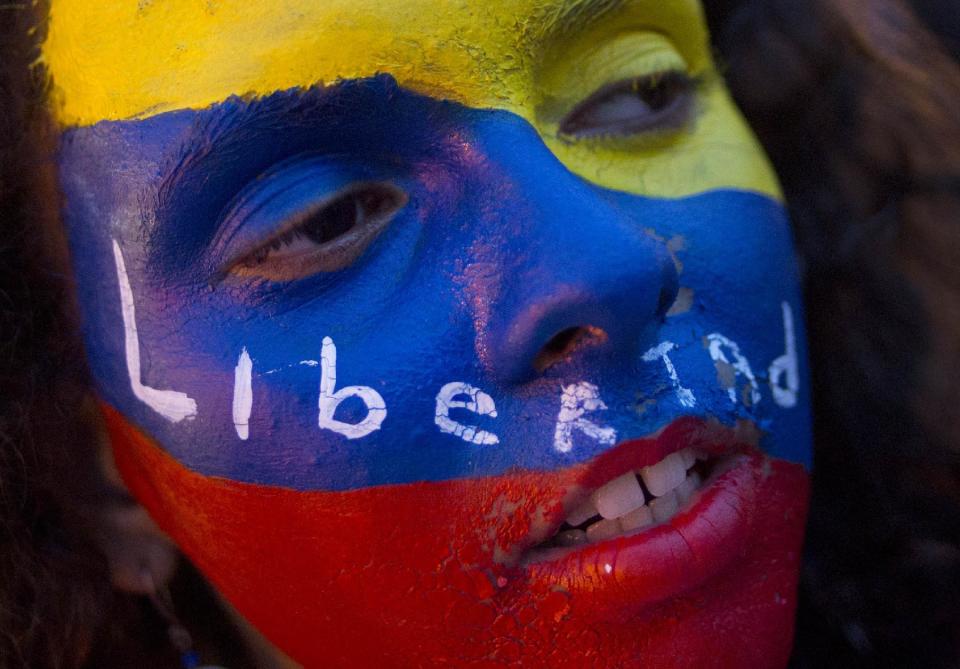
511,416,761,562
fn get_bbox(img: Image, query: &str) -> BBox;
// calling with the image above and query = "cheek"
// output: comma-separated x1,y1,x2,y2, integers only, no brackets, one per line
104,403,809,667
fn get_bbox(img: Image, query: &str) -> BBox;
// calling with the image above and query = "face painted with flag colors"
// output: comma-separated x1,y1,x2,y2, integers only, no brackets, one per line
46,0,812,665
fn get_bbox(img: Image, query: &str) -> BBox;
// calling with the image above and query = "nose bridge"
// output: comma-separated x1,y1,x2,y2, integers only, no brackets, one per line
467,112,679,384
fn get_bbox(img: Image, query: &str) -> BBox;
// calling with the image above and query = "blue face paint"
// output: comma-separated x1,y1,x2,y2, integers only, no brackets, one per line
59,76,811,492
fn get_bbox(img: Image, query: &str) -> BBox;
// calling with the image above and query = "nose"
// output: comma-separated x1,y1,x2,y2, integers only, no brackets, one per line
466,115,680,384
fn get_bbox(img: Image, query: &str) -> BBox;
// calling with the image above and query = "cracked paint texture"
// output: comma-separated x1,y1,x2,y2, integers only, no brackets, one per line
50,0,812,666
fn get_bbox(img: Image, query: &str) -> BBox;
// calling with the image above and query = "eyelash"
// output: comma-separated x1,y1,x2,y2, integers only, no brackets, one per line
559,69,697,139
224,182,408,282
237,195,359,269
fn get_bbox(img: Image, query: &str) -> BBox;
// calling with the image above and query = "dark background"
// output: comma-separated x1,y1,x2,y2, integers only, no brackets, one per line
706,2,960,667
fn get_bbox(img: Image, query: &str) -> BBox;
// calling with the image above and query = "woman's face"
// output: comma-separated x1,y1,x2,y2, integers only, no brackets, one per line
47,0,812,666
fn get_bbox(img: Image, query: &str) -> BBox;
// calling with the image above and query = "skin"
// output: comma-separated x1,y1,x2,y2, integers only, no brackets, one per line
46,1,812,666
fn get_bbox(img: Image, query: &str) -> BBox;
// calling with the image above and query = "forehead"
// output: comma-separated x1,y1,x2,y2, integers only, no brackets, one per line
43,0,710,127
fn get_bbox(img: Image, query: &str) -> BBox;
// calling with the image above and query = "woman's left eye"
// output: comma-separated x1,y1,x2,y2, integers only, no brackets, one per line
223,181,408,282
559,70,695,139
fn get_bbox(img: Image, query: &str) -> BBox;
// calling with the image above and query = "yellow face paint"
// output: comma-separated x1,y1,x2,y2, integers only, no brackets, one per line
53,5,809,665
43,0,780,198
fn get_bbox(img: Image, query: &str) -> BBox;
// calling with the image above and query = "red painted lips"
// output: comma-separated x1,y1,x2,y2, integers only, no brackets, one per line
103,404,810,668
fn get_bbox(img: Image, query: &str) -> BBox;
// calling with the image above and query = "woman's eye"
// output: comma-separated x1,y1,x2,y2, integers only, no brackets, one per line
559,70,694,139
224,182,408,282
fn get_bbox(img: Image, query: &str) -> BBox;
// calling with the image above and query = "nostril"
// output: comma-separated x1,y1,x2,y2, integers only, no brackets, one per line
656,285,676,318
533,325,608,373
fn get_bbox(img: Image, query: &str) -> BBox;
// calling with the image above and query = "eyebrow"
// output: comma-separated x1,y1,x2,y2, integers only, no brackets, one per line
154,83,361,238
148,75,449,276
159,81,349,177
529,0,630,40
155,0,637,211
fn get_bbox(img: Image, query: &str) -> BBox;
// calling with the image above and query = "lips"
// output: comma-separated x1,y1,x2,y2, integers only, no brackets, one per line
522,425,750,560
524,451,764,621
501,418,769,622
102,404,810,668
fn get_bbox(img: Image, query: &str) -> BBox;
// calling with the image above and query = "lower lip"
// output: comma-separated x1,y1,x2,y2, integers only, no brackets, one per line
522,452,763,623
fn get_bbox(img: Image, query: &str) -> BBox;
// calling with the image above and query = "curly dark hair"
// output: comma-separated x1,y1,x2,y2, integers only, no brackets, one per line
0,2,109,665
706,1,960,666
0,4,250,667
1,0,959,667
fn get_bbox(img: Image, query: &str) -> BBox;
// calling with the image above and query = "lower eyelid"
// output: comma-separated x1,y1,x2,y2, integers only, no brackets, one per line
229,220,380,281
205,156,387,268
223,182,408,282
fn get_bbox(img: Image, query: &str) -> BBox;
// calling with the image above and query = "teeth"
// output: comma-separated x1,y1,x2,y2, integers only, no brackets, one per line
591,471,645,520
553,448,715,549
675,471,701,506
585,518,623,544
619,505,654,533
640,451,687,497
566,498,599,527
649,489,680,524
556,529,589,547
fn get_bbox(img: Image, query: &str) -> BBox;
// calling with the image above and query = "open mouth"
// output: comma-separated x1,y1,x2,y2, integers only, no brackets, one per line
525,445,725,562
511,418,771,618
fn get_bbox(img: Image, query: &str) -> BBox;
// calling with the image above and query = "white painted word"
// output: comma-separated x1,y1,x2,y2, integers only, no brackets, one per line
114,239,801,450
552,382,618,454
263,360,319,375
318,336,387,439
707,333,761,406
232,348,253,440
642,341,697,408
113,240,197,423
435,382,500,446
769,302,799,408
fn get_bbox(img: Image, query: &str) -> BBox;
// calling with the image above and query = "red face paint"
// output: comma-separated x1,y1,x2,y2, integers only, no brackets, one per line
53,0,813,662
103,404,809,667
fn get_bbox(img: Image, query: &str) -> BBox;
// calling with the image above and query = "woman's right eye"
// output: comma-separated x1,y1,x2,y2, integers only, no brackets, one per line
222,181,408,282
